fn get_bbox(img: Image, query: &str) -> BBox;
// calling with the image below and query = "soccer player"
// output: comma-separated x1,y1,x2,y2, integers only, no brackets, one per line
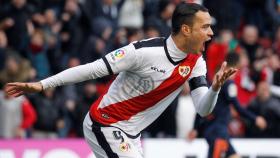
188,53,267,158
5,3,237,158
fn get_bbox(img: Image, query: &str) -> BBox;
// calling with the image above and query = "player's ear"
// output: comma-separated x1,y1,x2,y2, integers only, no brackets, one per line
181,24,191,36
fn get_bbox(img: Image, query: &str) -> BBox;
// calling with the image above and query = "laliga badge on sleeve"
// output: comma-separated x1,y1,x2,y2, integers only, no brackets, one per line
110,49,126,62
114,49,125,58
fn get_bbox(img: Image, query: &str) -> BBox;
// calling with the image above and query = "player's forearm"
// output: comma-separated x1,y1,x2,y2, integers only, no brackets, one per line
191,86,220,117
40,59,108,90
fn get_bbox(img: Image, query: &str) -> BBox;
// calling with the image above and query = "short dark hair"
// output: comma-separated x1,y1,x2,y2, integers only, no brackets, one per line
171,2,208,35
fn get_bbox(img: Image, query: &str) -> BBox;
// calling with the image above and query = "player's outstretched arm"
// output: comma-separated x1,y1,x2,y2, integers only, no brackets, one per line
211,61,237,91
191,61,238,116
4,82,43,97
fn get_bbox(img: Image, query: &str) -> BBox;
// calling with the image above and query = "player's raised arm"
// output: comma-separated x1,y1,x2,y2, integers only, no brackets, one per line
4,57,108,97
4,43,137,98
190,61,237,117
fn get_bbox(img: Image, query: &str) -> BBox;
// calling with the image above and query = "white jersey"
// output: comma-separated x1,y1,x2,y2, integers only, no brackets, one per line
41,36,219,136
90,36,205,135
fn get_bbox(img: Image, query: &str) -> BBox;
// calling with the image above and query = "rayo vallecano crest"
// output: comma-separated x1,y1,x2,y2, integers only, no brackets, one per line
178,66,191,77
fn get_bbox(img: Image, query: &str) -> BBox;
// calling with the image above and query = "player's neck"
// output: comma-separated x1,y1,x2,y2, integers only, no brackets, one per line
171,34,191,54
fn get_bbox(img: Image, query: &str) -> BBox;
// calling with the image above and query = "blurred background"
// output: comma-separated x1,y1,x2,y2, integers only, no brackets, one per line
0,0,279,157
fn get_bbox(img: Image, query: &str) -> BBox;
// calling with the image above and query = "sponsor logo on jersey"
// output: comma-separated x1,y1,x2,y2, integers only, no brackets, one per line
119,142,131,152
114,49,125,58
151,66,166,73
178,66,191,77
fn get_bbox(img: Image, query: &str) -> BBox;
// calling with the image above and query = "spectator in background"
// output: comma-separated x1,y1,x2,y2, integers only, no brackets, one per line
206,29,239,83
0,52,34,88
27,0,65,14
239,25,262,64
234,51,256,106
267,53,280,98
27,29,50,79
79,17,114,64
60,0,86,63
0,0,34,56
145,0,175,37
83,0,125,28
243,0,268,36
73,82,99,137
0,91,36,138
265,0,280,35
143,18,161,38
0,30,8,70
29,88,65,138
126,28,143,43
118,0,143,29
247,81,280,138
143,0,160,19
203,0,244,34
272,25,280,56
58,57,81,137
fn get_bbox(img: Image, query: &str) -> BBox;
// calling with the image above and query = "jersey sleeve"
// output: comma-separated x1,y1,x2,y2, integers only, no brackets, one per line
103,43,139,74
40,43,138,90
189,56,207,79
40,59,109,89
188,56,208,91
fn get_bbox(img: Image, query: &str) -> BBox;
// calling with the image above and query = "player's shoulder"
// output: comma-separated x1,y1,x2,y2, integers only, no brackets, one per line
195,55,206,64
132,37,165,50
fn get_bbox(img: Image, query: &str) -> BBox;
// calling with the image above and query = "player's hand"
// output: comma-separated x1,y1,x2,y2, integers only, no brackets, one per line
4,82,43,97
212,62,237,91
187,129,198,141
255,116,267,130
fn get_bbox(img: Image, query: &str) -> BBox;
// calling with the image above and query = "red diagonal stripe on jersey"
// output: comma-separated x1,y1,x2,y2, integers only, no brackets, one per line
90,54,200,125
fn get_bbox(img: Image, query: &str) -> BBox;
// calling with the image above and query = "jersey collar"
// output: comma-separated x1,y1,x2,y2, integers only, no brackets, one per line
164,36,188,65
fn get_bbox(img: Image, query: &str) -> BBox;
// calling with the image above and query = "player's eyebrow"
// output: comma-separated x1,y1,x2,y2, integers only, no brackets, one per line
202,24,211,28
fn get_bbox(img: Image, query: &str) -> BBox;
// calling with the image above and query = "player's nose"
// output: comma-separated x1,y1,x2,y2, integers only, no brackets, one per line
208,27,214,37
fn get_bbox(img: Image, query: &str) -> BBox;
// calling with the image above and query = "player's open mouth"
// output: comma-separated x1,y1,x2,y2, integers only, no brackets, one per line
202,42,205,51
201,41,207,51
201,38,211,51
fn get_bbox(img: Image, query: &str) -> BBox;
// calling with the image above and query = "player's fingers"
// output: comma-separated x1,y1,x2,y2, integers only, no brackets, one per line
219,61,227,73
5,82,23,87
4,86,18,94
220,70,227,81
228,68,237,76
215,73,221,83
6,89,20,96
12,91,24,97
5,82,24,91
224,68,237,79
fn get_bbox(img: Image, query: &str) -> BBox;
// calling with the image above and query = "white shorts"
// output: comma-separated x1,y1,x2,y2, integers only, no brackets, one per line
83,113,143,158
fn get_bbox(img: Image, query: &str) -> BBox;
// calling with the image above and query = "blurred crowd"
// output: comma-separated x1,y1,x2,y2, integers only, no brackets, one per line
0,0,279,139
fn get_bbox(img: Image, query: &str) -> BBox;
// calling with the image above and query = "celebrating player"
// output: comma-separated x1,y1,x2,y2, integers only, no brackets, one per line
5,2,236,158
